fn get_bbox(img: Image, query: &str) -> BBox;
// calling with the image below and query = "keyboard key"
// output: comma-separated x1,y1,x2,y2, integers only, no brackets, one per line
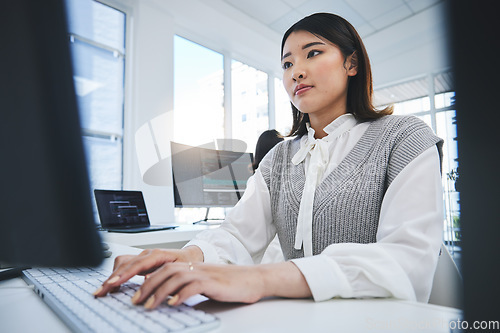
23,267,220,332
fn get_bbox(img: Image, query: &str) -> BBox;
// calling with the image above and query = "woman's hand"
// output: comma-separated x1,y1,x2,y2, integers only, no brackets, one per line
94,247,312,308
129,262,267,309
93,246,203,297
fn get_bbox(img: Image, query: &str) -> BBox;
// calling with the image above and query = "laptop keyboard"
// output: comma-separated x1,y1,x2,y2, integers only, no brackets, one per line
23,267,219,333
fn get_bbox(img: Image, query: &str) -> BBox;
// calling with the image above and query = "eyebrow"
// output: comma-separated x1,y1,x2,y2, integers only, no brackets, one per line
281,41,326,61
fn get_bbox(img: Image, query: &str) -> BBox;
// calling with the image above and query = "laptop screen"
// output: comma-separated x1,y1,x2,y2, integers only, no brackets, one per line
94,190,151,228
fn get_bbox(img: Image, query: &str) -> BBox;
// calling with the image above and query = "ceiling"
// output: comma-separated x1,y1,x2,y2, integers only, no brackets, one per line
167,0,450,104
220,0,443,38
217,0,449,104
373,71,453,106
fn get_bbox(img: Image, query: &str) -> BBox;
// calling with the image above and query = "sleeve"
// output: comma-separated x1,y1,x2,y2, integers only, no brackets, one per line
291,145,443,302
183,163,277,265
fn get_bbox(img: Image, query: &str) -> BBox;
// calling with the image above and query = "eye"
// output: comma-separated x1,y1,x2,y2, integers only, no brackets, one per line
307,50,322,58
282,61,292,70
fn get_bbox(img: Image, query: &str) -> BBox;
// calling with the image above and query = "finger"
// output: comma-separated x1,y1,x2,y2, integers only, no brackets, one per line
141,263,198,309
103,255,138,294
132,262,188,305
95,250,162,297
111,255,136,271
168,281,204,306
113,248,188,282
93,273,123,297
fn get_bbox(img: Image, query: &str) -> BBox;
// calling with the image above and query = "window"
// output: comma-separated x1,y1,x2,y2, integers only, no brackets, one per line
173,36,225,222
374,72,460,265
65,0,126,191
173,36,224,147
231,60,269,152
274,78,292,136
434,94,460,252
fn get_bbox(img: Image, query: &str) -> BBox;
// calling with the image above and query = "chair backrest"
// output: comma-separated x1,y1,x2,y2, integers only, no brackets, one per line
428,243,463,309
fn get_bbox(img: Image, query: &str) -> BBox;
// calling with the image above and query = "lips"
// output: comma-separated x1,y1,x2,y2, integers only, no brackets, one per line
294,84,313,95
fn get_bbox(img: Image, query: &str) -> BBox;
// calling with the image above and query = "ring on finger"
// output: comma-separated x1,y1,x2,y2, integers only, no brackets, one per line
188,262,194,271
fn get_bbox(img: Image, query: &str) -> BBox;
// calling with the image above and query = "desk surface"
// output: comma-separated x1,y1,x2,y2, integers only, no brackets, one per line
100,224,219,248
0,243,462,333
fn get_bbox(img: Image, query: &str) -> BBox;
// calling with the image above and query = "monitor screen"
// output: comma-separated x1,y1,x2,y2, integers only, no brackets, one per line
171,142,254,208
94,190,150,228
0,0,103,268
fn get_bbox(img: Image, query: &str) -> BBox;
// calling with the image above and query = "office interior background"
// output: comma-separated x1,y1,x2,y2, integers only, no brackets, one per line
66,0,458,260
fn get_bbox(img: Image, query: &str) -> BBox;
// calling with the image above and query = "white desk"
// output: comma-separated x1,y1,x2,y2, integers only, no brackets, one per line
100,224,219,249
0,243,463,333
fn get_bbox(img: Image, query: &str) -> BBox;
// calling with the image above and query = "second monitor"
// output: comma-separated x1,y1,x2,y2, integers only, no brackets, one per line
171,141,254,209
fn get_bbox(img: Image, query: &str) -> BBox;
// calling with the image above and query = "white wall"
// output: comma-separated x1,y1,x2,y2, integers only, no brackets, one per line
122,0,176,222
115,0,450,221
119,0,284,222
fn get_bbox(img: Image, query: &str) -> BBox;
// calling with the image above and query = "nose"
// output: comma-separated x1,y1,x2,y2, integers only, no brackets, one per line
291,62,306,81
292,70,305,81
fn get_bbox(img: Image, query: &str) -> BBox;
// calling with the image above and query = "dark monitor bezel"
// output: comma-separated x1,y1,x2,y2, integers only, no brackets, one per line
0,0,103,268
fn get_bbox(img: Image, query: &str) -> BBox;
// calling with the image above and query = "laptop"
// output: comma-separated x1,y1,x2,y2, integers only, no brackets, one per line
94,189,178,233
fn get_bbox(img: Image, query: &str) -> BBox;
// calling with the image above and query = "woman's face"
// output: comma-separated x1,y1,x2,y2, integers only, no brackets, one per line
281,30,357,120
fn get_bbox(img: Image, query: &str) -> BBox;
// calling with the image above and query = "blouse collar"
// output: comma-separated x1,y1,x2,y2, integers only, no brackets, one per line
293,113,358,166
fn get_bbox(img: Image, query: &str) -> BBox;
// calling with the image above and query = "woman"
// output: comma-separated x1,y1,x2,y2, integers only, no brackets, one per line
94,13,444,308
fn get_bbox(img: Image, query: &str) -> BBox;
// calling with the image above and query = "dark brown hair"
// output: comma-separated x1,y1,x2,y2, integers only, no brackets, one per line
281,13,392,137
252,129,284,171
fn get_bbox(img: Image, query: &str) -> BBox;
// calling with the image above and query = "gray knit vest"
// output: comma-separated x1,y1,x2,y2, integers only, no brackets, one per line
260,115,443,260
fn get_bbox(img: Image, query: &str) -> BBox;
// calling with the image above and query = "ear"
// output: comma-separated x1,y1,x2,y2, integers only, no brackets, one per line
346,51,358,76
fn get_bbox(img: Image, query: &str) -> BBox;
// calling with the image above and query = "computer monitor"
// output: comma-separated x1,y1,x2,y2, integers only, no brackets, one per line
0,0,103,268
449,0,499,323
171,142,254,208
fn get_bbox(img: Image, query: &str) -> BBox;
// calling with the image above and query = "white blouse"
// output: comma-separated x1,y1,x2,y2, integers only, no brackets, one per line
184,114,444,303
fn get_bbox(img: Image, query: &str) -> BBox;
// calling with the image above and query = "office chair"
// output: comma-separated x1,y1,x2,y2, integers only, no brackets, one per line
428,243,463,309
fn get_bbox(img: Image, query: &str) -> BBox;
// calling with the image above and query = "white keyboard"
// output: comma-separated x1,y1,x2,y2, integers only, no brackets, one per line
23,267,220,333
